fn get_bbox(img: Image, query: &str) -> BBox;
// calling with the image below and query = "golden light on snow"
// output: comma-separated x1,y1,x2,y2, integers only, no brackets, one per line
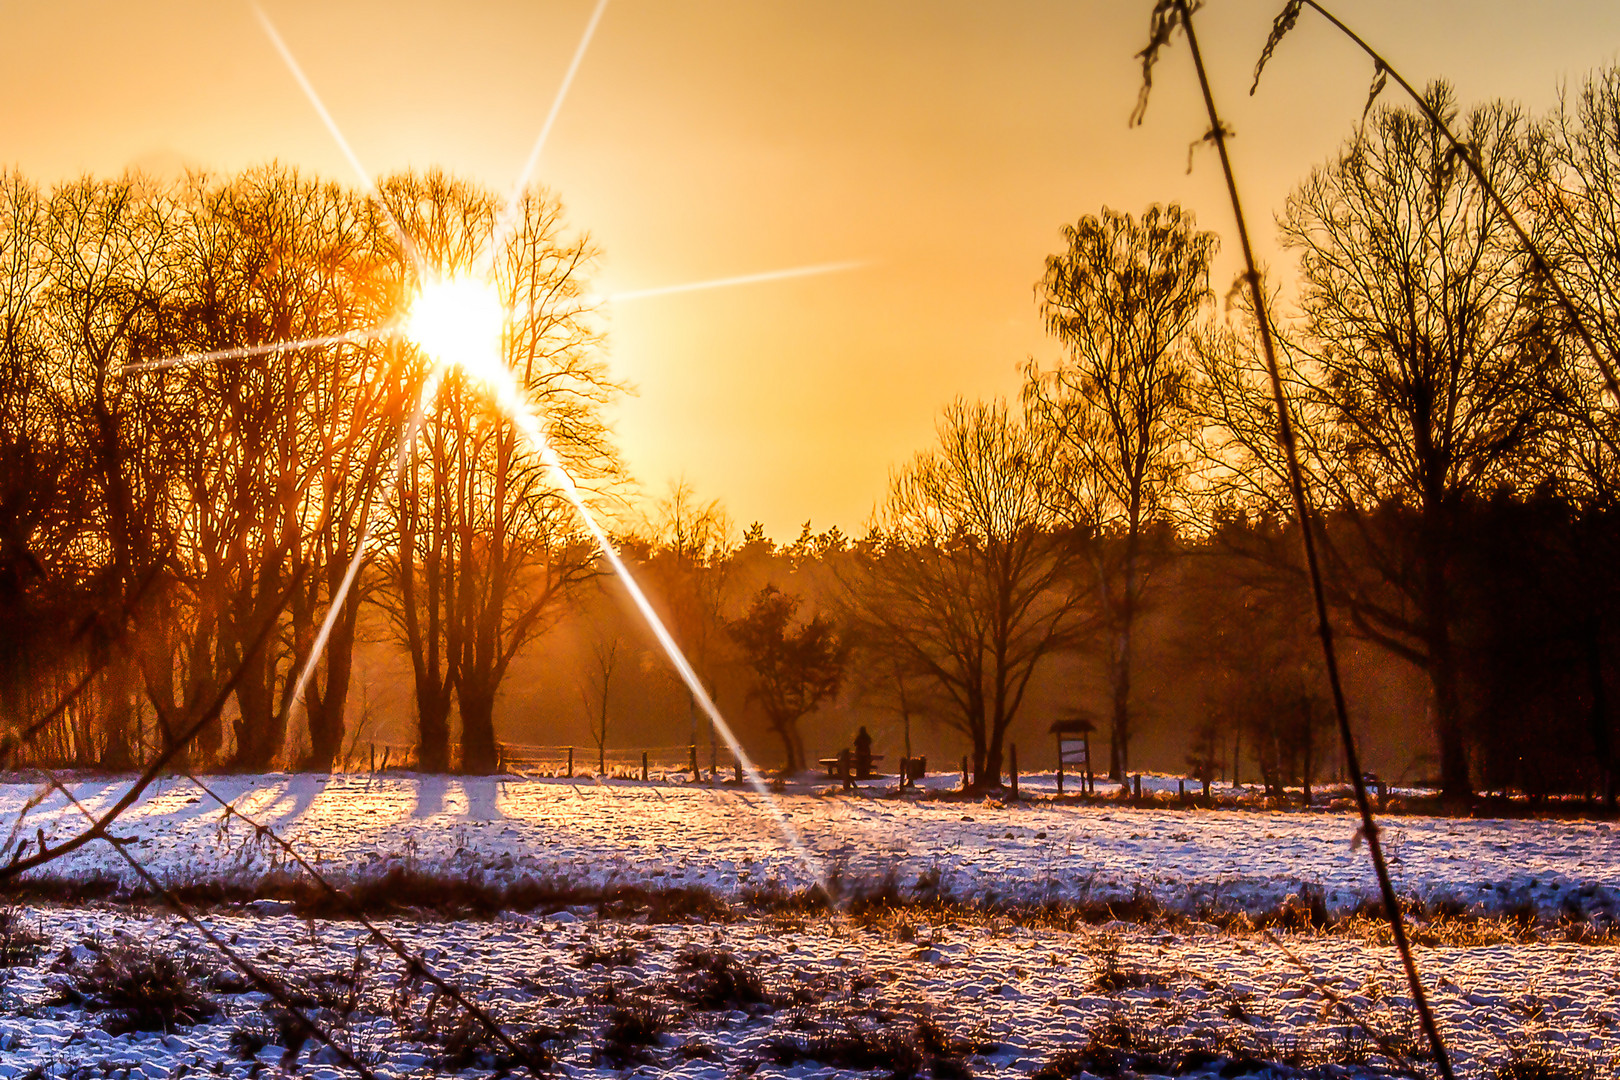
406,277,507,385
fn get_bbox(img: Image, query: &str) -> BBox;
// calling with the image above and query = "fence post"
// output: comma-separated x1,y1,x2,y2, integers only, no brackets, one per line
1178,777,1187,803
1134,774,1142,801
369,744,375,774
380,746,390,773
566,746,574,778
734,757,743,785
689,743,698,780
642,751,649,782
962,755,970,792
1009,743,1018,800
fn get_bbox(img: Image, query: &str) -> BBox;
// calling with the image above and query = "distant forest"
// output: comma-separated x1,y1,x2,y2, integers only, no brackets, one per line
4,71,1620,802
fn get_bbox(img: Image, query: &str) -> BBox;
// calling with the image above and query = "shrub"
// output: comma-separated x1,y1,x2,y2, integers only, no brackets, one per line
765,1007,971,1079
575,939,639,969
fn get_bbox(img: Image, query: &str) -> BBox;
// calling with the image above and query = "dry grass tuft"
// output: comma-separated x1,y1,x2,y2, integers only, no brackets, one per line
55,939,218,1034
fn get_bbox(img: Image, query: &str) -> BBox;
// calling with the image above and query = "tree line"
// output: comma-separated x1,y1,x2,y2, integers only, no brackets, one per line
4,72,1620,800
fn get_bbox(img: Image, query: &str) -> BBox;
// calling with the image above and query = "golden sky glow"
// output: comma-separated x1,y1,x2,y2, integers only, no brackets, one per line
3,0,1618,538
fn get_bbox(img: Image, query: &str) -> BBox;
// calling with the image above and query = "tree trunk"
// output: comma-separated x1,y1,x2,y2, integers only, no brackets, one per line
302,616,356,773
459,687,498,774
231,643,284,771
1421,515,1471,801
772,715,798,774
984,724,1007,791
97,651,138,771
1300,697,1313,807
416,680,453,773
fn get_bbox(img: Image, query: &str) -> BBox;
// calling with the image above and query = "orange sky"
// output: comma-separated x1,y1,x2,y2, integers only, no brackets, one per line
3,1,1617,539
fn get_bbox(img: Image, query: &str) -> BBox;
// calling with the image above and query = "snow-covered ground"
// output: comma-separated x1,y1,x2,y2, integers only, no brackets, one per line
0,774,1615,925
0,904,1614,1079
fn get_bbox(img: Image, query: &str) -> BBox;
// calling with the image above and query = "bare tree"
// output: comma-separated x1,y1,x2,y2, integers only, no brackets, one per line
575,611,620,777
41,175,190,767
642,481,734,766
377,171,614,773
845,399,1092,790
1191,85,1556,799
1025,203,1214,778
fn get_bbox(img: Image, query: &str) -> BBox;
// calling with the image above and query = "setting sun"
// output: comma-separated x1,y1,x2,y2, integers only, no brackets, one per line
405,276,507,384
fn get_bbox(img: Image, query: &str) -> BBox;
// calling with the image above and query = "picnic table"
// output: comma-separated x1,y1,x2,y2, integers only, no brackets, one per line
819,752,885,778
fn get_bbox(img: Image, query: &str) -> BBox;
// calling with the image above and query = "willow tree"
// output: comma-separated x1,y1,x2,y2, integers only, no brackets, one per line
1024,204,1214,779
846,399,1091,790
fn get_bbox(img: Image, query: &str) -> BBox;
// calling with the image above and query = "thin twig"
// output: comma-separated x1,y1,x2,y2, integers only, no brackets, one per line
1161,3,1456,1078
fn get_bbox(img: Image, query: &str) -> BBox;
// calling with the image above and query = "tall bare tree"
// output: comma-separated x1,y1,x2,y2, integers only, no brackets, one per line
1192,85,1556,799
378,171,615,773
1024,203,1214,778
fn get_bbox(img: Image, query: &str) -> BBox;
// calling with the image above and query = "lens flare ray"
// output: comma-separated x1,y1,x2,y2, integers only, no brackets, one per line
596,260,866,304
449,349,829,891
483,0,612,272
120,325,396,374
253,3,423,276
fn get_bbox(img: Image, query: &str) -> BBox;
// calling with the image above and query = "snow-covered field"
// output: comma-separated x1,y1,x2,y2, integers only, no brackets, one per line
0,903,1616,1079
0,774,1615,924
0,774,1616,1078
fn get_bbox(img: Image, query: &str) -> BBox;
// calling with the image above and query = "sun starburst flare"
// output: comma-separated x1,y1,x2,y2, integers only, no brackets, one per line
406,277,507,384
141,0,855,897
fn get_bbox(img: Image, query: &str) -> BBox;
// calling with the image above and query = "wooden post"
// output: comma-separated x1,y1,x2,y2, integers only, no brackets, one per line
1056,746,1065,795
380,746,390,773
1085,735,1094,793
734,757,743,785
370,744,375,773
566,746,574,778
689,743,699,780
962,755,970,792
1134,774,1141,801
1009,743,1018,800
838,748,853,790
642,750,649,782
